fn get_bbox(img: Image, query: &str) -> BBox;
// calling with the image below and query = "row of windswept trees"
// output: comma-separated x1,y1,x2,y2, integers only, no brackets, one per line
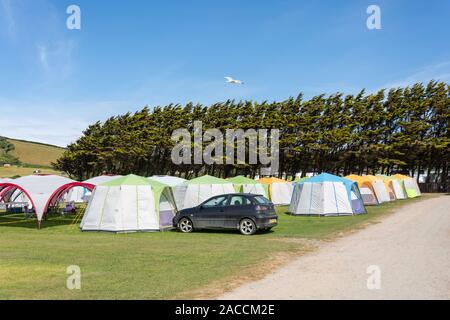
54,81,449,186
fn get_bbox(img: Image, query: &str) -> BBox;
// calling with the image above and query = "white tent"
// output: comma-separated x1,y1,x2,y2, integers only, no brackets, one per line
344,175,379,206
9,188,29,203
81,175,176,232
65,175,123,203
85,175,123,185
387,178,407,200
0,178,14,203
64,187,87,203
149,175,187,211
149,175,187,187
359,186,379,205
228,176,269,198
258,177,293,205
0,178,14,200
0,178,14,189
371,180,391,203
175,175,235,210
0,175,94,227
0,179,32,205
363,176,391,203
289,173,366,216
392,174,421,198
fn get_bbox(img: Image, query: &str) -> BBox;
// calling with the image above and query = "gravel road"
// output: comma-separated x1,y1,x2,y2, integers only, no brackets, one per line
220,195,450,300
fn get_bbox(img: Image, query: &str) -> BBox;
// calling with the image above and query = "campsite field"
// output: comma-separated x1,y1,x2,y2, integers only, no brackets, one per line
0,195,432,299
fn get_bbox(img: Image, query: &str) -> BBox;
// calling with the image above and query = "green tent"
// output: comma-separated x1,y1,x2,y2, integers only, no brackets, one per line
185,174,231,185
392,174,421,198
80,174,177,232
228,175,269,197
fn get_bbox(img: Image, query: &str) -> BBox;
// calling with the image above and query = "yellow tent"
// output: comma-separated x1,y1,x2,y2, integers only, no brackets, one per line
258,177,293,205
345,175,379,205
378,175,408,199
356,175,392,202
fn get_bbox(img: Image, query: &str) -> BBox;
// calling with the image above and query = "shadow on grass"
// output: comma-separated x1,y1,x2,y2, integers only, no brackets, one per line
171,228,275,236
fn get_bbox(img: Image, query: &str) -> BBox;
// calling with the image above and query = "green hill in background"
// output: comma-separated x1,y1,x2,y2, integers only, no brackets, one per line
0,137,65,178
7,138,65,167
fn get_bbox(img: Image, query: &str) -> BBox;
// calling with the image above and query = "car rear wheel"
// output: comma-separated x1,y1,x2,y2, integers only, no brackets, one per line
239,218,256,235
178,218,193,233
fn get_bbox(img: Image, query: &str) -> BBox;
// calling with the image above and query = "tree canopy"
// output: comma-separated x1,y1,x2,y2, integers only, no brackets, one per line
54,81,449,185
0,137,19,166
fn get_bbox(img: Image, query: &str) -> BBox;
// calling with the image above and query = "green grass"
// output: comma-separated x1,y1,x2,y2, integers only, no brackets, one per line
0,166,61,178
0,138,64,178
0,195,433,299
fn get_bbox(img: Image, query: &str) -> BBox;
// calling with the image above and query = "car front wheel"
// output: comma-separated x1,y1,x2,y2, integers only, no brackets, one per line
239,218,256,235
178,218,193,233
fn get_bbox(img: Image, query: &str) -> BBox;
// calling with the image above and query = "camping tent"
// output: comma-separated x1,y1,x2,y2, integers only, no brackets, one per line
289,173,366,216
379,177,397,201
65,175,123,203
149,175,187,211
175,175,235,210
378,175,407,200
0,178,15,203
345,175,379,205
0,178,13,191
149,175,187,187
362,175,391,203
6,188,29,203
392,174,421,198
228,176,268,198
80,174,177,232
0,175,94,227
85,175,124,185
258,177,293,205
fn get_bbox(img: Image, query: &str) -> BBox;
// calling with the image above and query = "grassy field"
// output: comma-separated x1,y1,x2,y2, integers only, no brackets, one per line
7,138,65,167
0,166,61,178
0,138,64,178
0,195,432,299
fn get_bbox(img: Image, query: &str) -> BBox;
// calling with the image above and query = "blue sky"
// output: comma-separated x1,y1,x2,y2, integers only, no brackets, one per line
0,0,449,146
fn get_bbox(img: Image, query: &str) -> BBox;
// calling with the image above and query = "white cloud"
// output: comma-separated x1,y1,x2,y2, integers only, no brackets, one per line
37,45,49,71
36,40,76,78
381,61,450,90
0,0,16,38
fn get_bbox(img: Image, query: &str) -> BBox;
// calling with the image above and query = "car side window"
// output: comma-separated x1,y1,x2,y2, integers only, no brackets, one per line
229,196,251,206
202,196,228,208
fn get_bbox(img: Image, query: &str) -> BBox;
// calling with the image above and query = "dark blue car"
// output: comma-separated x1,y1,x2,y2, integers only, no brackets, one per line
173,193,278,235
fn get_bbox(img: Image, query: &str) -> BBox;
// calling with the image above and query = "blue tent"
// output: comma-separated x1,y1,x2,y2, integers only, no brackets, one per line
290,173,366,216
